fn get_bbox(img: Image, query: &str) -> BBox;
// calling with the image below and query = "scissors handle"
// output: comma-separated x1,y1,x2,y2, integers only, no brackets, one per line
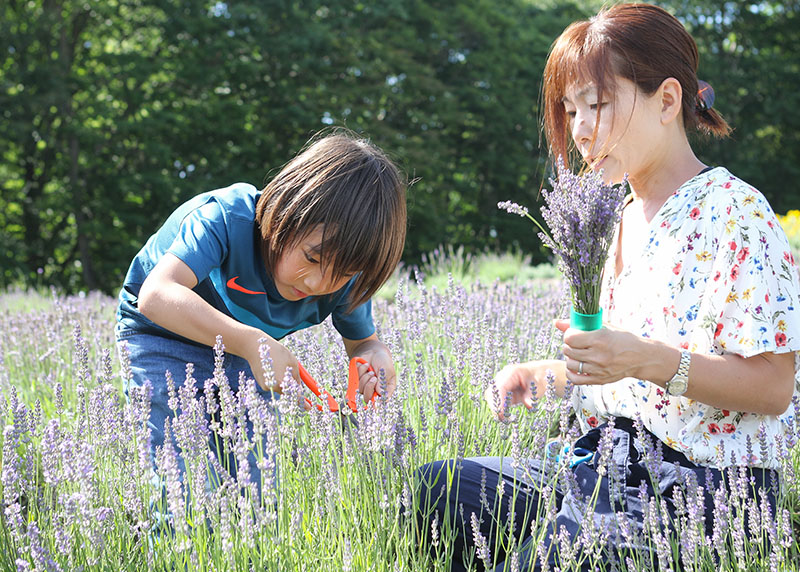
345,357,379,413
298,357,381,413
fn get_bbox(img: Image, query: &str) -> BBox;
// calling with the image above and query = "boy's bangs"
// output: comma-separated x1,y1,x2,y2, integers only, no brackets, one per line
315,173,404,302
320,216,393,283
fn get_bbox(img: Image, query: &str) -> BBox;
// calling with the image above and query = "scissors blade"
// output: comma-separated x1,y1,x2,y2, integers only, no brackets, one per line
298,362,339,412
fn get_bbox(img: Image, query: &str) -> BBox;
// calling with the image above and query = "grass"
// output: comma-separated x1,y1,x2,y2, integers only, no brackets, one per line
0,248,798,571
376,245,560,302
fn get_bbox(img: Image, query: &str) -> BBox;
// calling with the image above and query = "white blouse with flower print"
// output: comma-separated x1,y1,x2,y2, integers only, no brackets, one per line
571,167,800,470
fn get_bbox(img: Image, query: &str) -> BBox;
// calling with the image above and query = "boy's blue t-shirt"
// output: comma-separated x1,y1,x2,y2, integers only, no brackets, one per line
116,183,375,343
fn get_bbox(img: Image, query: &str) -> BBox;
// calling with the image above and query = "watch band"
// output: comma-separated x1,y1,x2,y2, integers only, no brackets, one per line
676,350,691,378
666,350,691,396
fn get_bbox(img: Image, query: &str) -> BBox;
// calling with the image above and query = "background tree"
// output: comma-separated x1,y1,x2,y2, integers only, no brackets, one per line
661,0,800,216
1,0,798,294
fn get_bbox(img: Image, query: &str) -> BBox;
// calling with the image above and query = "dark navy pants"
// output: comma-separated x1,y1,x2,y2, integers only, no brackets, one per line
415,418,779,571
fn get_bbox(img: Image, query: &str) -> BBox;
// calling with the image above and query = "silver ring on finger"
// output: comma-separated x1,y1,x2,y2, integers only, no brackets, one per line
578,361,584,375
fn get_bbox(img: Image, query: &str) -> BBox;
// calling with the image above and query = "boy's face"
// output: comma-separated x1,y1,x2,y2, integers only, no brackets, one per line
273,226,354,301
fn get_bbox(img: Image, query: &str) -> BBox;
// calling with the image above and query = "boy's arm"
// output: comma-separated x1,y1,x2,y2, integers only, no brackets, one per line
342,334,396,400
138,253,298,392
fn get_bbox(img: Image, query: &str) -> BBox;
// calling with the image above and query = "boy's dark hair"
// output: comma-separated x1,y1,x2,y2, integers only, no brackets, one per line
256,129,407,311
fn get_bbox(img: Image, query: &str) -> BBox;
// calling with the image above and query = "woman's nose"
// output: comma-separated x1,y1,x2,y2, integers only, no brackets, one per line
571,111,593,148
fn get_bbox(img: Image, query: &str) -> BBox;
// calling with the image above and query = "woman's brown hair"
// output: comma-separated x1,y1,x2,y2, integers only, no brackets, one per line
542,3,731,164
256,129,407,311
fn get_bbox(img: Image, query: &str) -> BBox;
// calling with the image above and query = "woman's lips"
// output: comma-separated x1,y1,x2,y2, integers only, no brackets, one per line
292,287,308,299
589,156,606,170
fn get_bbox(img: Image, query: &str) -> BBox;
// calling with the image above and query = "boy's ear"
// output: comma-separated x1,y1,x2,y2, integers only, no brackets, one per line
658,77,683,125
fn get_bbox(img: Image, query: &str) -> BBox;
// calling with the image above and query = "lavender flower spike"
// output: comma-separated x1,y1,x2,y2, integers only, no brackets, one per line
497,201,529,217
499,156,628,314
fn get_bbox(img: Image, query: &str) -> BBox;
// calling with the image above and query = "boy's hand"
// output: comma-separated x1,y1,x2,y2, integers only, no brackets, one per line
343,335,397,402
249,336,300,394
355,349,396,401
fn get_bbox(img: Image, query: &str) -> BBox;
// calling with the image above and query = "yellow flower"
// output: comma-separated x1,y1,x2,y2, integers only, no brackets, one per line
726,291,738,303
778,210,800,253
778,319,786,332
743,195,755,205
777,210,800,234
741,287,754,300
752,210,764,219
725,219,736,234
696,251,711,262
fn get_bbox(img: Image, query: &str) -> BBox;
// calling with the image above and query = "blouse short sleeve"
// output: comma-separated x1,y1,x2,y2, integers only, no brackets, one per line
702,180,800,357
574,167,800,469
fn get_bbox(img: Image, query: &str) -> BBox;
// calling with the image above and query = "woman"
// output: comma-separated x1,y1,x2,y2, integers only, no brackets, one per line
415,4,800,570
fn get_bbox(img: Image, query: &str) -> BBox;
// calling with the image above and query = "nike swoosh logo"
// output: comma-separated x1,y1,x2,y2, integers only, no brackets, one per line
226,276,266,295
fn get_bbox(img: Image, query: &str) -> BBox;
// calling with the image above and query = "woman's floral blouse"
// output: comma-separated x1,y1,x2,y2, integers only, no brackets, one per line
572,167,800,469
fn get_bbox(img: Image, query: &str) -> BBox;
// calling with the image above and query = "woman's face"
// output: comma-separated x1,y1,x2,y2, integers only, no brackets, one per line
562,76,662,184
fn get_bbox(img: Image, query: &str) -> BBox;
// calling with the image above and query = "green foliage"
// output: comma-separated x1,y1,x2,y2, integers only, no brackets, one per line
1,0,798,295
0,0,586,294
656,0,800,215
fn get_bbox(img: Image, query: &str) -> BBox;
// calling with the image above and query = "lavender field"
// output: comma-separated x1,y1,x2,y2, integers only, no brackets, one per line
1,273,798,571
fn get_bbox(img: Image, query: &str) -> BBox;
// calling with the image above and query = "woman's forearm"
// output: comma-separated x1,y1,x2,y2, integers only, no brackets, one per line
636,339,795,415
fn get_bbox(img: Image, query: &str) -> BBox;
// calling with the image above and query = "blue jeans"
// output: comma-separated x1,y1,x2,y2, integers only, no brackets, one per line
115,325,279,499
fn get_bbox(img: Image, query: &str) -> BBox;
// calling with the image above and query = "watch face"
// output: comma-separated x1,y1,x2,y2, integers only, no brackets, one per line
668,378,688,396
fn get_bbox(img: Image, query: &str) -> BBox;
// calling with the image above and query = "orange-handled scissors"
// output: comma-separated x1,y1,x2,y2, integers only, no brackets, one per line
298,357,380,413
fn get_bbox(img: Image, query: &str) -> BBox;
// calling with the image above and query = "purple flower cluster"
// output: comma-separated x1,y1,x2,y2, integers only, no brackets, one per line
0,274,797,570
499,157,627,314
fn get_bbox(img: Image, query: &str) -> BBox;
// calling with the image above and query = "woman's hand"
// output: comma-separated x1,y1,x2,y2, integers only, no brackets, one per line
555,319,650,386
484,363,536,419
483,321,649,421
484,359,567,420
555,319,796,415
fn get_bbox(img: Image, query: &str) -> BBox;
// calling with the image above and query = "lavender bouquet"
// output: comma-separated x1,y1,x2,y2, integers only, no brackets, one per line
499,157,627,328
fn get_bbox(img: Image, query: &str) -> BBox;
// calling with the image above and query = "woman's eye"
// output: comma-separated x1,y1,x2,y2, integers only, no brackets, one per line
589,102,607,111
566,110,576,119
304,252,318,264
